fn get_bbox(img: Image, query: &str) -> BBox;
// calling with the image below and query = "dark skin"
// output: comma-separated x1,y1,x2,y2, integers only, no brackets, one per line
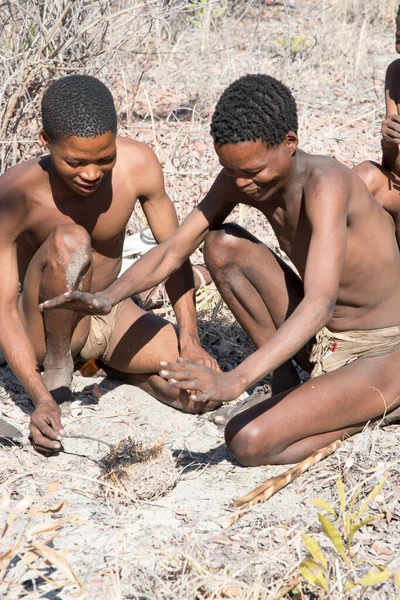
0,131,219,453
355,15,400,242
42,133,400,465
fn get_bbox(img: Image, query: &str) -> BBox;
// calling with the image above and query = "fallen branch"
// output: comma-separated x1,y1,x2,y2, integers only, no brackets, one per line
219,439,342,528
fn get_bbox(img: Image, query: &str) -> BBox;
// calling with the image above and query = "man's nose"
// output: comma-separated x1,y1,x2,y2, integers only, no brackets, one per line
81,166,102,182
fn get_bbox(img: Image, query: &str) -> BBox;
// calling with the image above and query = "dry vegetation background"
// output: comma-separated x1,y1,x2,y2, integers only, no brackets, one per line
1,0,400,599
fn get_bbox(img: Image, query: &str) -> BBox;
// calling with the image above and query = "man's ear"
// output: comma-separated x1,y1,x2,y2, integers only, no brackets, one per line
39,130,50,149
286,131,298,155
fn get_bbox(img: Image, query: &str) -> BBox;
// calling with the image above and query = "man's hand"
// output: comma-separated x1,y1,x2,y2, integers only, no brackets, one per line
382,114,400,145
39,291,112,315
179,340,221,372
159,357,242,403
29,399,64,453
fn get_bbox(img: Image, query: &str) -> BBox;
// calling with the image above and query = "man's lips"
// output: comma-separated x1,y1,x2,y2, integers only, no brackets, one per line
75,181,100,191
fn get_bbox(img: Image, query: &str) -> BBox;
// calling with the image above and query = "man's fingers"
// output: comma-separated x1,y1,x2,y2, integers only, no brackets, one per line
32,419,62,441
39,293,72,311
159,368,197,381
29,427,62,452
168,377,199,390
189,391,209,402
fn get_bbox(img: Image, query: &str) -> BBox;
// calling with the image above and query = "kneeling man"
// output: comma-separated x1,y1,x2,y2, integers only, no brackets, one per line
0,75,218,452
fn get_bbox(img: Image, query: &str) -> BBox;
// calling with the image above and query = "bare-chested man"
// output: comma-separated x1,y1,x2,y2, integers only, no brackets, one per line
42,74,400,466
0,75,219,452
355,4,400,241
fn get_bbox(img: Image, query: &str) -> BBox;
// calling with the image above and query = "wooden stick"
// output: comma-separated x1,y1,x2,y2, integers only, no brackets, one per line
219,439,342,528
233,439,342,508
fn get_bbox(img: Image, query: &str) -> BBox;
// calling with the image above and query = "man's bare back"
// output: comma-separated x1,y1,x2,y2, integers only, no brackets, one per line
44,74,400,466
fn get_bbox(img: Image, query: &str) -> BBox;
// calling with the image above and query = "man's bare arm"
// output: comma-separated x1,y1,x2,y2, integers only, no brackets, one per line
382,59,400,174
137,147,209,360
160,166,348,401
0,198,63,450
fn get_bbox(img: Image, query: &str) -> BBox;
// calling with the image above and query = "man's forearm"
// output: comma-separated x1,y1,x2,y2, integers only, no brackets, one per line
165,260,200,343
234,299,333,392
102,241,180,307
0,311,53,406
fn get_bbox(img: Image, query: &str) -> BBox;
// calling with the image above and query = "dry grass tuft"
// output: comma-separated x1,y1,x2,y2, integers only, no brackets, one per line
100,436,179,502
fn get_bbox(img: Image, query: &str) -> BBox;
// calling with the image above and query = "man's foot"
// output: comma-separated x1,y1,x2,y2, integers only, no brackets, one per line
211,388,272,427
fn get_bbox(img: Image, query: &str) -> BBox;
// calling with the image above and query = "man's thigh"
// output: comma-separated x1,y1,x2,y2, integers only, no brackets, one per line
102,298,180,374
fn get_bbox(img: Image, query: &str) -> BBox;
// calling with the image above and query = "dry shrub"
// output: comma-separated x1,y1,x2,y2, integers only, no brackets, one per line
100,436,178,502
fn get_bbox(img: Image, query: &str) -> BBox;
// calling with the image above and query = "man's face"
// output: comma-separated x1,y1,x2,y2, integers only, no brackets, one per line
215,135,297,202
396,20,400,53
40,131,117,196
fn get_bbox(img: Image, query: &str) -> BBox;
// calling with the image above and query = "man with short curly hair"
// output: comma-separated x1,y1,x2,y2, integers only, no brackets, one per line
0,74,219,452
42,73,400,466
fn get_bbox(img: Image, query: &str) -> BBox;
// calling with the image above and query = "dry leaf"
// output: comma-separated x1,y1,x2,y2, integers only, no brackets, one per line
26,519,66,537
32,542,80,585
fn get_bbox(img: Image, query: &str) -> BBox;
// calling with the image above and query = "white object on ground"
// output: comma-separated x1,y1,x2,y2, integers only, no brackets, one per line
120,232,157,276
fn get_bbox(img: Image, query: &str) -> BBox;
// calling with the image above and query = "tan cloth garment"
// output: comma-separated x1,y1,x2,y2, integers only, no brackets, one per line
79,301,125,362
309,325,400,378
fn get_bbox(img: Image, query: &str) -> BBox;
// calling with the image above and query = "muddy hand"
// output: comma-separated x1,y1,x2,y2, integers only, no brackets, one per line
39,291,112,315
382,114,400,145
29,399,64,453
159,357,240,403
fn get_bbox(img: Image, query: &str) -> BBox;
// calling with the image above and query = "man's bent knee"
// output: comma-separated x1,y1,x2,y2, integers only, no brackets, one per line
225,418,272,467
204,223,249,269
47,224,91,285
354,160,383,197
50,224,91,258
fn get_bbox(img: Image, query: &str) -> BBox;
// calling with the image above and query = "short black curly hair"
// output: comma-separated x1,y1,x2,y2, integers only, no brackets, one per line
42,75,117,142
210,74,298,147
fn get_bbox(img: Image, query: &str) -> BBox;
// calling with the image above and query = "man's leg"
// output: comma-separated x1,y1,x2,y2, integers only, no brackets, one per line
225,349,400,466
20,224,92,404
101,299,221,414
203,223,311,392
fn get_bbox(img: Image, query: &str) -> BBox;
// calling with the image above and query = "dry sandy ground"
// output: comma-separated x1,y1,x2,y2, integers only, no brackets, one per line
1,1,400,598
1,364,400,599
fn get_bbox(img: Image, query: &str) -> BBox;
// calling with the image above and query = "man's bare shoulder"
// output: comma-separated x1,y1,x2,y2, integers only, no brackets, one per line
303,152,350,192
115,136,159,170
0,155,49,208
386,58,400,80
